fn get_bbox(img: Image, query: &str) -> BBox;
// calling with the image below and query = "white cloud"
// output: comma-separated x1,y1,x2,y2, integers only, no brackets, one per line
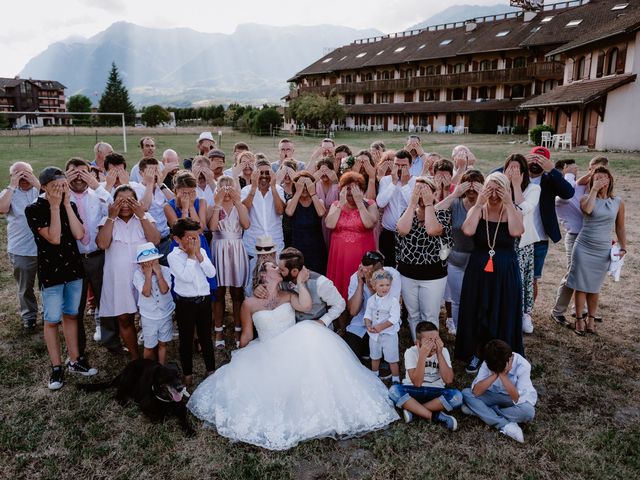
82,0,127,15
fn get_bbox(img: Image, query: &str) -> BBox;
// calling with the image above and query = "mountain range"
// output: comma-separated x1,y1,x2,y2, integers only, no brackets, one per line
19,4,517,106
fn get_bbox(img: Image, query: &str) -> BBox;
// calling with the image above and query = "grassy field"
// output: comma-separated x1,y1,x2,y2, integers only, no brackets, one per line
0,130,638,479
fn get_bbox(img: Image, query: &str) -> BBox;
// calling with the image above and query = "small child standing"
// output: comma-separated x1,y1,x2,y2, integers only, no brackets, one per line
168,218,217,387
388,322,461,431
132,242,175,365
462,339,537,443
364,269,401,383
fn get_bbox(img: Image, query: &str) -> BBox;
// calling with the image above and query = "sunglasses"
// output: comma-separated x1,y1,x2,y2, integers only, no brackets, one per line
256,245,274,252
362,251,385,266
137,248,159,262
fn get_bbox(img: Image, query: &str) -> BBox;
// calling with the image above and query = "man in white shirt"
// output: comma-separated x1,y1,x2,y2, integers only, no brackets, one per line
0,162,41,329
168,218,217,386
271,138,305,173
130,137,156,183
241,158,286,269
405,135,428,177
91,142,113,180
131,158,174,259
161,149,181,189
101,153,142,195
345,251,401,359
376,149,416,266
65,158,118,354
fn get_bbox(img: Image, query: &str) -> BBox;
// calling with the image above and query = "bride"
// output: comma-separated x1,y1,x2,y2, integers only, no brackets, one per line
187,261,399,450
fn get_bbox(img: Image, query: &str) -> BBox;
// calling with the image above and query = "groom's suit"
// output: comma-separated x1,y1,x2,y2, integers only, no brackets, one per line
283,271,345,327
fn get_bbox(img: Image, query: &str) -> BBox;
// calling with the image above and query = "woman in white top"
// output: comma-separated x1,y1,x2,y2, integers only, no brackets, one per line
96,185,160,359
504,154,540,334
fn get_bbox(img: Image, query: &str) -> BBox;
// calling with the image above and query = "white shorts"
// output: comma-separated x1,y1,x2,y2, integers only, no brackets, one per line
369,332,399,363
141,313,174,349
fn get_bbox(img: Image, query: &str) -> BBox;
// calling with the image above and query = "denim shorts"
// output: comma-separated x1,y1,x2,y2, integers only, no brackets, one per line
388,384,463,411
42,279,83,324
533,240,550,279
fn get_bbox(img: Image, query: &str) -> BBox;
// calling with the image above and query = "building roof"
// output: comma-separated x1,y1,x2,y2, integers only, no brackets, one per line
345,99,522,115
547,4,640,56
290,1,637,81
0,77,66,90
519,73,636,108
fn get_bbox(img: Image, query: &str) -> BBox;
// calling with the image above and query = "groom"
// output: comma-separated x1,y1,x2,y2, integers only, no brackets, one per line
255,247,345,327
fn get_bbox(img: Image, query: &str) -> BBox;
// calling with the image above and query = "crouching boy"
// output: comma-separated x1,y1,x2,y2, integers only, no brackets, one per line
388,321,461,431
462,339,537,443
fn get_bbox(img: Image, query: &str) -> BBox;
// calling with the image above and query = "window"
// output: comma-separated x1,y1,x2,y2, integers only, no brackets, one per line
607,48,618,75
478,86,489,99
376,92,393,104
426,65,434,75
511,85,525,98
322,57,333,63
496,30,510,37
612,3,628,11
363,72,373,81
378,70,391,80
543,80,554,93
344,94,355,105
356,52,367,58
419,90,435,102
404,91,414,102
338,55,347,62
530,26,541,33
363,93,373,104
566,19,583,27
418,44,426,50
453,63,465,73
440,39,452,46
541,16,554,23
452,88,465,100
514,57,526,68
575,56,586,80
376,50,385,56
394,46,406,53
480,60,491,71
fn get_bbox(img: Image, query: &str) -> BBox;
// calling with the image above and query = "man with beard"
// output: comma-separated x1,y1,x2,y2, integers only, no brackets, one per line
526,146,574,315
254,247,345,328
64,158,121,353
130,137,157,183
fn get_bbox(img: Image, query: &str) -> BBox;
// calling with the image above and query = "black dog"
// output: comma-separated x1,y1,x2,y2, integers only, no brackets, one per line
77,359,194,435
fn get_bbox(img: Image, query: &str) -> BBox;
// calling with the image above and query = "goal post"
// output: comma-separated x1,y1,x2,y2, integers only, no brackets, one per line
8,111,128,152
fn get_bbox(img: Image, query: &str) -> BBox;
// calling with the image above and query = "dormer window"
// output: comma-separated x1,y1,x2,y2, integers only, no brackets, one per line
496,30,510,37
356,52,367,58
541,16,554,23
322,57,333,63
394,46,406,53
612,3,628,10
566,19,583,27
440,39,452,46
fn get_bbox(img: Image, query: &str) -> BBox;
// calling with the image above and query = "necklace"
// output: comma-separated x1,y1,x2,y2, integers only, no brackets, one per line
483,204,504,273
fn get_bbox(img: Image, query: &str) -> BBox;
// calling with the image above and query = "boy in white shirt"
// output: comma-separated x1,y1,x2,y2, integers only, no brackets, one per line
132,242,175,365
168,218,217,386
364,270,401,383
388,322,461,431
462,339,537,443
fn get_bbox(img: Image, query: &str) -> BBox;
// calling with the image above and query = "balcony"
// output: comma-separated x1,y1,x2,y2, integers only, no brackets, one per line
296,62,564,95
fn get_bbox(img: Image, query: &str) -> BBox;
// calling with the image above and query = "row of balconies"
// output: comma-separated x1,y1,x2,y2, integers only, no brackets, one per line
294,62,563,97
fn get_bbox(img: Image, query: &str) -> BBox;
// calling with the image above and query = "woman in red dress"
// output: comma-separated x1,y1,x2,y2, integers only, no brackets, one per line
325,172,379,300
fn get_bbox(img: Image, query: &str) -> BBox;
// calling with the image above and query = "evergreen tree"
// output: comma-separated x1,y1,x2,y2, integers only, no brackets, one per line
98,62,136,126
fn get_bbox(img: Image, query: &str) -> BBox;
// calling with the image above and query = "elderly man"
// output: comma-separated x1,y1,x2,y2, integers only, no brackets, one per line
130,137,156,182
0,162,41,329
161,148,181,188
91,142,113,179
271,138,305,173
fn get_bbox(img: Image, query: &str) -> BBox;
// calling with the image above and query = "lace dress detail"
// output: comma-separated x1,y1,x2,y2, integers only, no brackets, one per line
187,303,398,450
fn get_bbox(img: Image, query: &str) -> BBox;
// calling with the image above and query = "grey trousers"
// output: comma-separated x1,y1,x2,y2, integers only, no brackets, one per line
8,253,38,326
462,388,535,430
552,233,580,316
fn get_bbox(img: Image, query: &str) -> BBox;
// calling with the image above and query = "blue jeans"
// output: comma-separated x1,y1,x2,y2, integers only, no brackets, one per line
389,384,463,412
462,388,535,430
533,240,549,279
41,279,83,324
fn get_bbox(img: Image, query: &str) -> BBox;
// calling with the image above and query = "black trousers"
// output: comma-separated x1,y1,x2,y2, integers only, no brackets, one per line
175,297,215,376
378,228,396,268
344,331,370,359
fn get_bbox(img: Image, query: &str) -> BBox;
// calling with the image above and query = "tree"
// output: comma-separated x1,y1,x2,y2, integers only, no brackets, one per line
67,94,93,123
253,107,283,134
0,112,9,129
98,62,136,126
289,93,345,129
141,105,171,127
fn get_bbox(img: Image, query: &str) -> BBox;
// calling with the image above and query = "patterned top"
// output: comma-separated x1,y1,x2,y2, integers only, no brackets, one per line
395,209,452,280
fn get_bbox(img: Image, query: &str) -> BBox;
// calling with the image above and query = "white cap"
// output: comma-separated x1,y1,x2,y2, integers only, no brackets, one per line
135,242,164,263
197,131,214,144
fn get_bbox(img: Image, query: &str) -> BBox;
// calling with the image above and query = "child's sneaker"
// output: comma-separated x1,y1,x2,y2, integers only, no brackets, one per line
465,356,481,374
460,404,474,416
433,412,458,431
445,318,457,335
93,316,102,342
137,330,144,346
67,356,98,376
500,422,524,443
522,313,534,334
49,365,64,390
402,409,413,423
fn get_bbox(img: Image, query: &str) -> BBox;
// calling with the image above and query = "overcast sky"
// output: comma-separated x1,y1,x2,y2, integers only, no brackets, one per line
0,0,512,77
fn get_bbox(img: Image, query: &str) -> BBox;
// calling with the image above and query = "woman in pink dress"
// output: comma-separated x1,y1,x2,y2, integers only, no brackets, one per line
325,172,379,301
209,176,250,349
312,157,339,248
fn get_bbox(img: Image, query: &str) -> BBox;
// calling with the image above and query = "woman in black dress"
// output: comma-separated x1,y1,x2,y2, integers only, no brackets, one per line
455,172,524,374
285,171,327,274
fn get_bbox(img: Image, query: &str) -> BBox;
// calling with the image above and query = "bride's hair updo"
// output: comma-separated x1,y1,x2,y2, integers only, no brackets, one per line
252,260,270,291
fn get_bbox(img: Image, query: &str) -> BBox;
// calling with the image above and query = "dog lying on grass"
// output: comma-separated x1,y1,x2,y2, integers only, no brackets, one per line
77,359,194,436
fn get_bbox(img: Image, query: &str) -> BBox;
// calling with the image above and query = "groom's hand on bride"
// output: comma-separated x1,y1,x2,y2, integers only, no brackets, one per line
253,284,268,299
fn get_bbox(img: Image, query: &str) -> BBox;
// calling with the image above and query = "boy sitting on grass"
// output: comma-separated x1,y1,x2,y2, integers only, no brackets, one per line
388,321,461,431
462,339,537,443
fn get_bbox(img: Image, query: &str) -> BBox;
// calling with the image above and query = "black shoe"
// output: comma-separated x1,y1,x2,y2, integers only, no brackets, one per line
551,313,570,327
23,320,37,330
67,356,98,376
465,356,481,374
49,365,64,390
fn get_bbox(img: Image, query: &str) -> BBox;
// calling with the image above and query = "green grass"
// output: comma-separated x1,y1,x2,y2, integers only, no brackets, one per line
0,129,639,479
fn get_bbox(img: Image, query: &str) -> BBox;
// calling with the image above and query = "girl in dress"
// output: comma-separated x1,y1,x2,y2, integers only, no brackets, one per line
455,173,525,374
567,167,626,335
285,171,327,274
209,176,250,348
325,172,379,300
96,185,160,359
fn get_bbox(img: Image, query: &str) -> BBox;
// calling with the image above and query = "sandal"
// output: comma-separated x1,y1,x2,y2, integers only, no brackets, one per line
585,315,598,335
214,326,226,349
574,313,586,336
234,326,242,349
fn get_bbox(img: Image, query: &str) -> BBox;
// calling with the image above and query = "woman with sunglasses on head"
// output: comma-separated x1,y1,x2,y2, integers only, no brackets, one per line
325,172,379,300
96,185,160,359
454,172,525,374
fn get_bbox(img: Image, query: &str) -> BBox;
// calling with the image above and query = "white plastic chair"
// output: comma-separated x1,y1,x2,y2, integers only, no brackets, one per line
497,125,504,134
559,132,572,150
541,131,552,148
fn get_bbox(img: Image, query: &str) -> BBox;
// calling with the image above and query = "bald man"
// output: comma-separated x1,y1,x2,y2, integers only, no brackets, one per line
0,162,41,329
92,142,113,179
161,148,181,188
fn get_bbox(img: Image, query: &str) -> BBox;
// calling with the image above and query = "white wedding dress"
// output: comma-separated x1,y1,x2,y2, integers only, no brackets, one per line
187,303,399,450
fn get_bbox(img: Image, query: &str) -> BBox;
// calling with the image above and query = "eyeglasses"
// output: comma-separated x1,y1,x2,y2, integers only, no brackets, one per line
256,245,274,252
362,251,385,266
137,248,159,261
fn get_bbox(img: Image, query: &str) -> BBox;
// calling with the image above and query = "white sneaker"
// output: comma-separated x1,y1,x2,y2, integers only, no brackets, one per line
460,404,473,416
445,318,457,335
500,422,524,443
137,330,144,346
93,316,101,342
522,313,534,334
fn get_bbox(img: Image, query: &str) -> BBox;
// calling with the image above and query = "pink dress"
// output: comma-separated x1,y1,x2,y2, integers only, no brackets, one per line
210,206,249,288
316,181,339,248
326,200,377,300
